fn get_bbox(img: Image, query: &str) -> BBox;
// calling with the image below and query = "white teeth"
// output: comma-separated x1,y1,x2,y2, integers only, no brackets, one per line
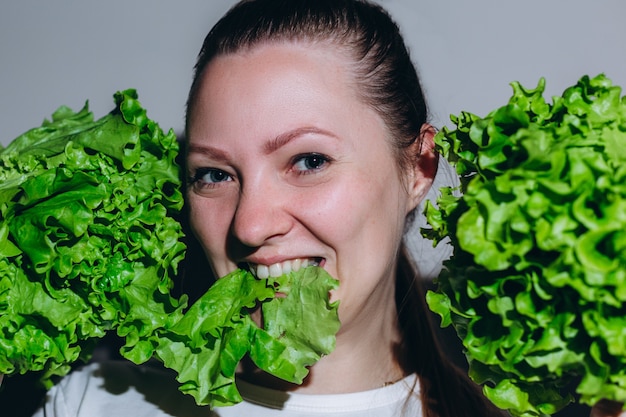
291,258,302,272
256,264,270,279
269,263,282,277
249,258,320,278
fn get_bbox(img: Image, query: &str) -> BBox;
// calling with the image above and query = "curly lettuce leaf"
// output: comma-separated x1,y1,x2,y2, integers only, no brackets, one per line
153,267,340,407
424,74,626,416
0,90,186,386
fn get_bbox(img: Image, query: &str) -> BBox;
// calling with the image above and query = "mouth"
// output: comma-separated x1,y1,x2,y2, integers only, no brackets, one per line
247,257,324,279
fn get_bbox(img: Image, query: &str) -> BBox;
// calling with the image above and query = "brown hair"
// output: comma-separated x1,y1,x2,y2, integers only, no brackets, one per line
185,1,504,416
185,0,425,168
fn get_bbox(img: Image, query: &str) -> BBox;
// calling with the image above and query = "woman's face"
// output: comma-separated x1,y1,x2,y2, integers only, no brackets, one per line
186,42,432,329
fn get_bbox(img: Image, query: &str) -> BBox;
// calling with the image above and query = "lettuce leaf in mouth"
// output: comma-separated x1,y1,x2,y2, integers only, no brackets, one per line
423,74,626,416
0,91,341,408
154,266,340,407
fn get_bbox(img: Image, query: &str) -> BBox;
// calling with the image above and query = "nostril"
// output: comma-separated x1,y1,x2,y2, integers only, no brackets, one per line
231,199,292,248
231,196,273,246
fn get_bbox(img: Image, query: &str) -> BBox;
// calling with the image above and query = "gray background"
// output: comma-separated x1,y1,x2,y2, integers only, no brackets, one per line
1,1,625,144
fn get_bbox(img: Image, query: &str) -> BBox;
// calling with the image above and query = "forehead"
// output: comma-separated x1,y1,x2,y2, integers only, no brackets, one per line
185,40,399,168
187,41,368,135
196,41,358,98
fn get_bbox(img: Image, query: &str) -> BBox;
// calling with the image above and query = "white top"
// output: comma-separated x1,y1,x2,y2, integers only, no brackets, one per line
33,361,422,417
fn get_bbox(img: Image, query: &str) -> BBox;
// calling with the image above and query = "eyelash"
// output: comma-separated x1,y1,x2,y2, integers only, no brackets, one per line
291,153,331,174
189,167,233,188
188,153,331,189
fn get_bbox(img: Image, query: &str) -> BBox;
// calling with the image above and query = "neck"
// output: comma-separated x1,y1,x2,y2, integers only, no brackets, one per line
239,294,407,394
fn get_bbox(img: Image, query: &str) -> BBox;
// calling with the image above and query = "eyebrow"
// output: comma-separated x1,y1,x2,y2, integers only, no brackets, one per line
263,126,338,154
186,143,230,161
187,126,338,159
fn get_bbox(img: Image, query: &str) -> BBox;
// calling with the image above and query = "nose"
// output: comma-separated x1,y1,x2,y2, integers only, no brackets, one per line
230,179,292,250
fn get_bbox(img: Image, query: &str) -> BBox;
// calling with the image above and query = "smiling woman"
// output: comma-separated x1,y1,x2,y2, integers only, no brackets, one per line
7,0,624,416
18,1,501,417
28,1,507,417
182,1,463,411
187,41,421,395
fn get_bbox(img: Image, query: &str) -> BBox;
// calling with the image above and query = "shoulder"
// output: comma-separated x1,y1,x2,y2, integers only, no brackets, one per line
36,360,215,417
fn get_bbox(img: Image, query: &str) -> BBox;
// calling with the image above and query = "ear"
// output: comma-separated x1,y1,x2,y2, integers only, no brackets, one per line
406,124,438,212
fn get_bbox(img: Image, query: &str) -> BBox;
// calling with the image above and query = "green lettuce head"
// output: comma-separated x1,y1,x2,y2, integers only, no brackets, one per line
0,89,187,386
424,74,626,416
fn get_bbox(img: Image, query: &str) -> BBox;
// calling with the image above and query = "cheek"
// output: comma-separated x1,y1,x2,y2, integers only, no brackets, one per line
187,195,234,262
308,174,407,250
317,179,407,315
344,179,408,270
296,184,361,232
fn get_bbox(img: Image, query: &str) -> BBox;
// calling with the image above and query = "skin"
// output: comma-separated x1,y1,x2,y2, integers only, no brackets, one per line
591,402,626,417
186,41,434,394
